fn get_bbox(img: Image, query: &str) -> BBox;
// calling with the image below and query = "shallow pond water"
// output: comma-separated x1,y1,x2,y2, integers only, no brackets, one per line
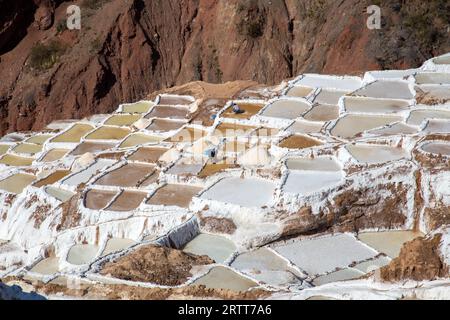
45,186,75,202
286,157,342,171
343,97,410,113
296,75,362,91
285,120,324,134
101,238,137,256
278,134,323,149
312,268,364,286
358,230,424,258
25,134,53,145
145,105,190,119
66,244,100,265
0,173,36,194
285,85,314,98
95,163,156,187
193,266,257,292
30,257,59,275
331,114,403,138
121,101,154,113
119,133,162,148
146,184,202,208
183,233,236,263
407,110,450,126
84,189,117,210
283,171,343,195
222,103,265,120
303,104,339,122
352,80,413,99
146,119,186,132
346,144,408,164
104,114,142,126
70,142,116,156
33,170,71,187
40,149,69,162
127,147,169,163
260,99,310,119
106,190,147,212
85,126,131,141
420,141,450,156
51,124,94,143
313,89,349,105
0,154,34,166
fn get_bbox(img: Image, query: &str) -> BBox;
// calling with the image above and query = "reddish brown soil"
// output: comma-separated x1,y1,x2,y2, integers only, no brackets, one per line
198,214,237,235
100,244,213,286
380,234,449,282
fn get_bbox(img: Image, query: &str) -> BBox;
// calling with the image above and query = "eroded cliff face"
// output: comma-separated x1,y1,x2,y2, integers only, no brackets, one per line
0,0,449,134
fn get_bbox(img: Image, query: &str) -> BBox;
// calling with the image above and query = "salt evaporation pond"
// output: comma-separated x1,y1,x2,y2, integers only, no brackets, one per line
85,126,131,141
222,103,264,120
0,173,36,194
343,97,411,113
146,119,186,132
145,105,190,119
367,122,418,136
70,141,117,156
127,147,169,163
260,99,310,119
193,266,257,292
66,244,99,265
200,177,275,208
313,89,349,105
51,123,94,143
286,157,342,171
303,104,339,122
285,85,314,98
104,114,142,126
183,234,236,263
278,134,323,149
0,154,34,166
422,119,450,133
295,75,362,91
101,238,136,256
0,144,10,156
25,134,53,145
346,144,408,164
159,95,194,105
358,230,424,258
352,256,391,273
30,257,59,275
407,110,450,126
105,191,147,212
331,114,403,138
283,171,343,195
63,159,112,186
13,143,43,155
120,101,154,113
231,248,302,287
420,141,450,156
146,184,202,208
285,120,323,134
84,189,117,210
415,72,450,85
312,268,364,286
95,163,156,187
213,122,256,137
33,170,71,187
352,80,414,99
40,149,69,162
273,234,378,275
119,133,162,148
45,186,74,202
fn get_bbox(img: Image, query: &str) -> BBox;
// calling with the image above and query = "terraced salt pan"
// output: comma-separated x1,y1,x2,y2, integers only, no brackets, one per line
105,191,147,212
0,173,36,194
231,248,303,287
222,103,265,120
278,134,323,149
127,146,169,163
104,114,142,126
12,143,42,155
415,73,450,85
166,160,204,176
0,133,24,143
25,134,53,145
30,257,59,275
200,177,275,208
168,127,207,142
146,184,202,208
119,133,162,148
40,149,69,162
433,55,450,65
85,126,131,141
303,104,339,122
346,144,409,164
286,157,342,171
193,266,257,292
95,163,156,187
295,74,362,91
312,268,364,286
331,114,403,138
407,110,450,126
63,159,112,186
84,189,117,210
213,123,257,137
260,99,311,119
120,101,154,113
283,171,343,195
351,80,414,99
285,120,324,134
158,95,194,105
220,140,249,154
416,84,450,101
198,162,238,178
0,144,10,155
273,234,378,275
66,244,99,265
51,123,94,143
313,89,349,105
352,256,391,273
285,85,314,98
342,97,411,113
33,170,71,187
358,231,424,258
146,119,186,132
366,122,418,136
101,238,137,256
145,105,190,119
45,186,74,202
0,154,34,166
422,119,450,133
420,141,450,156
70,141,117,156
183,234,236,263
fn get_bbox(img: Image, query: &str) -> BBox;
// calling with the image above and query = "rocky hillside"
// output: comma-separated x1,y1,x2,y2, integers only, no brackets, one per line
0,0,449,135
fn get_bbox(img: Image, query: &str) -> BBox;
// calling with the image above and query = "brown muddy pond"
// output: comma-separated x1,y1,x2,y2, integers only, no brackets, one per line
198,161,238,178
146,184,202,208
193,267,257,292
106,190,148,212
70,142,117,156
278,134,323,149
159,95,194,105
33,170,71,187
146,119,186,132
84,189,117,210
127,147,169,163
222,103,265,120
95,163,156,187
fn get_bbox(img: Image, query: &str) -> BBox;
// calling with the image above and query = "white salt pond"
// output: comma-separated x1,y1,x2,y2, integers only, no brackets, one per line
352,256,391,273
66,244,100,265
343,97,411,113
420,141,450,156
366,122,418,136
30,257,60,275
312,268,364,286
285,120,323,134
346,144,408,164
295,75,362,91
415,73,450,85
331,114,403,138
0,173,36,194
352,80,414,99
193,266,257,292
407,110,450,126
358,231,424,258
422,119,450,133
286,157,342,171
231,248,302,287
63,159,112,186
283,171,343,195
303,104,339,122
260,99,311,119
183,234,236,263
313,89,349,105
285,86,314,98
273,234,378,275
200,177,275,208
101,238,136,256
45,186,75,202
